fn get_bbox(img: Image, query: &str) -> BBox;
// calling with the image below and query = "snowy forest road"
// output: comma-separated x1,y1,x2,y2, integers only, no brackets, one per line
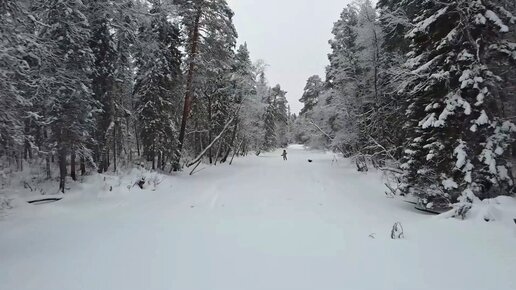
1,145,515,290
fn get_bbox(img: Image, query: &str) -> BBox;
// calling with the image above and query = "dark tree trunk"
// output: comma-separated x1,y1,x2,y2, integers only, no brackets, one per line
157,149,162,171
214,139,224,165
18,150,23,171
208,96,213,164
152,144,156,170
135,124,141,157
80,156,86,176
175,5,203,171
46,155,51,179
113,126,117,172
70,148,77,181
24,140,32,159
105,149,110,172
58,146,67,193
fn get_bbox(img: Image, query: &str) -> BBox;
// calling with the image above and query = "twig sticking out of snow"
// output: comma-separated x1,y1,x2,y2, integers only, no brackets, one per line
391,222,404,239
384,183,396,198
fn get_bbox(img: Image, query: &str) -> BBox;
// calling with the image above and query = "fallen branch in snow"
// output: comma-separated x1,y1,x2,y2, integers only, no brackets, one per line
189,159,202,176
384,183,396,198
186,116,236,168
23,182,33,192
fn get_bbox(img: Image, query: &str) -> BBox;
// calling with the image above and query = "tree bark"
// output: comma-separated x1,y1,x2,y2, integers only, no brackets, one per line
58,146,67,193
213,139,224,166
175,5,203,171
208,96,213,164
152,144,156,170
70,148,77,181
46,155,51,179
135,123,140,157
80,156,86,176
113,126,117,172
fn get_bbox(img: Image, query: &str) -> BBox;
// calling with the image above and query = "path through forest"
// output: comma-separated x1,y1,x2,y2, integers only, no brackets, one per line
0,145,515,290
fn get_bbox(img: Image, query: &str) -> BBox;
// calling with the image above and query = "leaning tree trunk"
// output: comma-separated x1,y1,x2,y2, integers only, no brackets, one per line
221,121,238,163
175,5,203,171
186,116,235,167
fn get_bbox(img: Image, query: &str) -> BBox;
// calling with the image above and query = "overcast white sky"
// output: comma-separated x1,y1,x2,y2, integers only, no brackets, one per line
228,0,350,113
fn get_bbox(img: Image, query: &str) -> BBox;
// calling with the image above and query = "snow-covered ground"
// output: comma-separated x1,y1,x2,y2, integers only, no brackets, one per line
1,146,515,290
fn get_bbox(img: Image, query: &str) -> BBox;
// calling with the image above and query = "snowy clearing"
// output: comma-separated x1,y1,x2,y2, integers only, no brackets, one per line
1,146,515,290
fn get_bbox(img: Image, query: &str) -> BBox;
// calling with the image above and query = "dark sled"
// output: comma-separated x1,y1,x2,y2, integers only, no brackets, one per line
404,198,451,215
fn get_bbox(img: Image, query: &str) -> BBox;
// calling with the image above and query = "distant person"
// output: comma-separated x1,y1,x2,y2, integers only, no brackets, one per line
281,149,288,161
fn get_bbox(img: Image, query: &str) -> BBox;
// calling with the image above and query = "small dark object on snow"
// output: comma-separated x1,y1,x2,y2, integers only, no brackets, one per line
136,177,145,189
27,198,62,204
308,159,313,163
513,219,516,225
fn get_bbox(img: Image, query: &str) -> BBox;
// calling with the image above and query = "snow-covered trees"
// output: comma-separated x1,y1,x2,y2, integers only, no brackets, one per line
295,0,515,210
87,0,137,173
134,1,182,171
0,0,35,165
399,0,516,208
33,0,99,192
298,1,383,156
0,0,289,191
262,84,289,150
299,75,323,116
174,0,238,168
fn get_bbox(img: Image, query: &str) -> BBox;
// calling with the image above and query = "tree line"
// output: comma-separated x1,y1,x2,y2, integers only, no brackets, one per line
294,0,516,213
0,0,291,192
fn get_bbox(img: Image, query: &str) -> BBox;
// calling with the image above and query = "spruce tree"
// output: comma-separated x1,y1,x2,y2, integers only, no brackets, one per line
399,0,516,211
134,1,182,171
174,0,237,169
34,0,98,192
271,85,289,147
0,0,38,166
299,75,323,116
